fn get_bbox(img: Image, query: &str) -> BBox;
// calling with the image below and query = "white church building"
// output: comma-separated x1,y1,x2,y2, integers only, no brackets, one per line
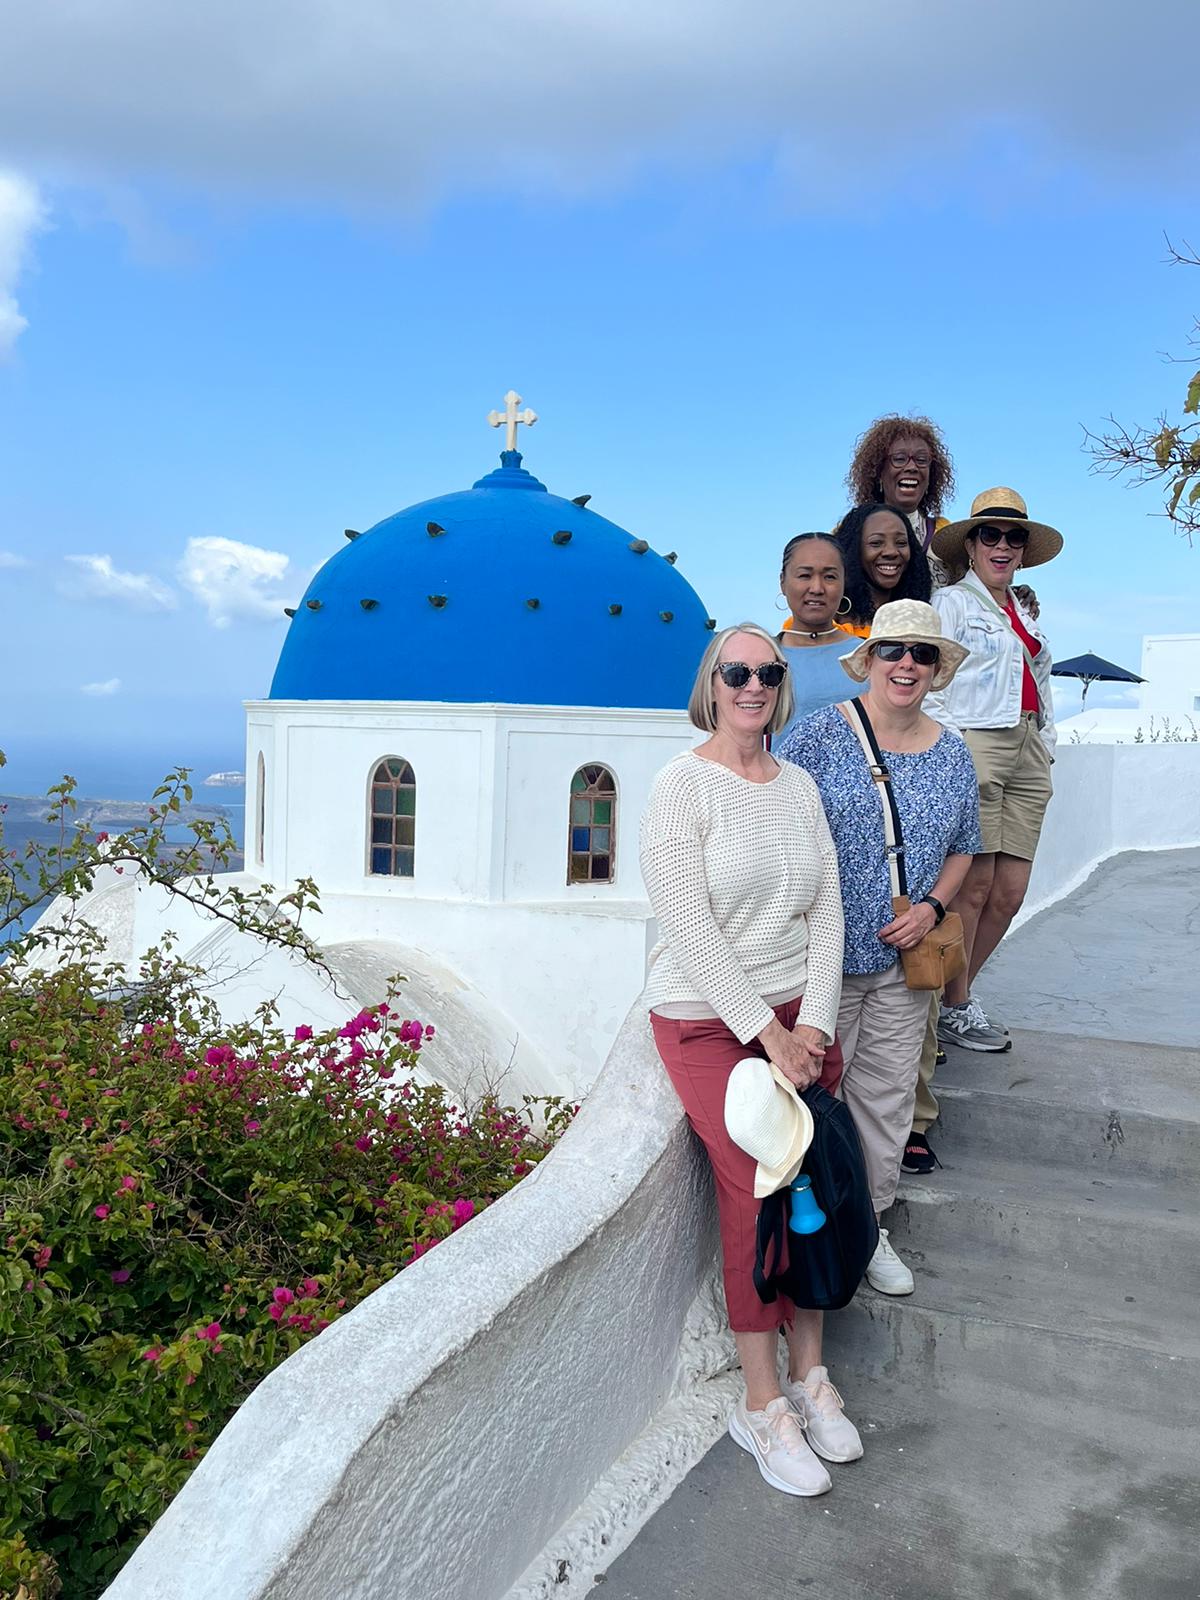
50,397,715,1098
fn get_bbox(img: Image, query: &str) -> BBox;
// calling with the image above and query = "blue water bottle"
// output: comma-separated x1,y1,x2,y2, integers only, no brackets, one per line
788,1174,826,1234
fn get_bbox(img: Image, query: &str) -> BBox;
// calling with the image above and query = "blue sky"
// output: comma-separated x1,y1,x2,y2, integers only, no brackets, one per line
1,1,1198,796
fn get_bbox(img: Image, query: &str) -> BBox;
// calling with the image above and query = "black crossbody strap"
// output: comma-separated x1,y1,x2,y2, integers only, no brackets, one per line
840,698,909,900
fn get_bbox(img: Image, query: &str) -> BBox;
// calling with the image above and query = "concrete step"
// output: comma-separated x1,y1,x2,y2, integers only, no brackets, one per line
931,1081,1200,1184
883,1158,1196,1356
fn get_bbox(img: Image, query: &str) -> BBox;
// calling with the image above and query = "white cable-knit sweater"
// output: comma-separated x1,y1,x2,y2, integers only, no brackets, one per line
639,751,844,1045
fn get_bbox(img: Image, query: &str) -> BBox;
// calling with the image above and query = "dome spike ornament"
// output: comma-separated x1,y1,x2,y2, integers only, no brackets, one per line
609,603,623,615
283,606,296,617
306,599,322,611
487,389,538,451
427,521,445,537
571,494,591,507
526,597,541,609
629,539,649,554
344,528,361,541
659,611,674,623
664,551,678,564
428,594,448,608
552,529,573,545
360,598,379,610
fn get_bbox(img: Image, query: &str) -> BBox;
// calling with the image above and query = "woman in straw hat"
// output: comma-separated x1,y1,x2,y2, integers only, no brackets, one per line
925,489,1062,1054
778,601,981,1296
641,622,860,1499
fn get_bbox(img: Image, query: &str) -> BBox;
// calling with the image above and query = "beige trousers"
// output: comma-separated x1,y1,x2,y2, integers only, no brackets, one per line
836,960,931,1214
911,991,941,1135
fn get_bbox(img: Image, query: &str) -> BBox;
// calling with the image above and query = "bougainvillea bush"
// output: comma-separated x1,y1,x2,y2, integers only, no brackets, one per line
0,766,573,1598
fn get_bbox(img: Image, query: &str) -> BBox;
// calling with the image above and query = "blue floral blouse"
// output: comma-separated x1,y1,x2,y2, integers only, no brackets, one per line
777,703,982,975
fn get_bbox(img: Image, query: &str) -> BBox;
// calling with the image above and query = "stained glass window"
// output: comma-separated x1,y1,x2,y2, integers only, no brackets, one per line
567,765,616,884
368,758,416,877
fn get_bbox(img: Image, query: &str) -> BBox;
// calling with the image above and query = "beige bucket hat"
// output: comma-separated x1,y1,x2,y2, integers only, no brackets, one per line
839,599,969,692
931,487,1064,571
724,1056,815,1199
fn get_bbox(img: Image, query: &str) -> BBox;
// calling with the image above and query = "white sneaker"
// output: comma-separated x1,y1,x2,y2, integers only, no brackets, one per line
866,1228,914,1296
782,1366,864,1463
728,1396,832,1497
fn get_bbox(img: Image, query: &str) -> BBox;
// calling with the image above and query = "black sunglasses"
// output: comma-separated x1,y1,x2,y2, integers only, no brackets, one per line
716,660,788,689
869,641,941,667
975,524,1030,548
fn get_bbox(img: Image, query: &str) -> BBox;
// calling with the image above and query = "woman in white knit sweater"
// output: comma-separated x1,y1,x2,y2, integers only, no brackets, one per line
640,623,860,1501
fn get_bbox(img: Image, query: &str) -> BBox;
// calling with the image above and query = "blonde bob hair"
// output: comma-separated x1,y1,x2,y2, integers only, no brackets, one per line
687,622,793,737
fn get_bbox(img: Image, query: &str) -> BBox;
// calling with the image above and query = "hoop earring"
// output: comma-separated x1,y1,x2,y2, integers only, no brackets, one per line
775,594,789,614
836,595,852,617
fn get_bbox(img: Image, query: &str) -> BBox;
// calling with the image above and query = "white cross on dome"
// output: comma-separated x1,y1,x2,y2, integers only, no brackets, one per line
487,390,538,451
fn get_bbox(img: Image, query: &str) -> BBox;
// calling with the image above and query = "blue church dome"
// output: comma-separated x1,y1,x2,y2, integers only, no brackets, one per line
269,443,714,710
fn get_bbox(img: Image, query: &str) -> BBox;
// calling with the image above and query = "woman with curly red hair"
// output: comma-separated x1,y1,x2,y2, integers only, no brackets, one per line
846,415,955,587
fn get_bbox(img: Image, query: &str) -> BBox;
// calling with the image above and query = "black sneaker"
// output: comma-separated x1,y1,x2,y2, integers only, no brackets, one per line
901,1131,940,1175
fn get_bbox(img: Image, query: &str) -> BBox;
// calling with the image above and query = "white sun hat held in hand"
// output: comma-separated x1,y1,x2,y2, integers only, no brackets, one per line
725,1056,816,1200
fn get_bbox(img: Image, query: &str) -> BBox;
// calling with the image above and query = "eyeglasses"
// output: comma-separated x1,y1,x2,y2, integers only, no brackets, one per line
887,451,931,469
716,661,788,689
869,641,941,667
975,525,1030,548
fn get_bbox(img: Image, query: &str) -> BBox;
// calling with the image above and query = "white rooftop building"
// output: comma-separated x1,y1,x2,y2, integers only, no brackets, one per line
1056,633,1200,745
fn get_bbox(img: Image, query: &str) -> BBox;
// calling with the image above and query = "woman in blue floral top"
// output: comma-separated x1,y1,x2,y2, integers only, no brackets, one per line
777,600,981,1297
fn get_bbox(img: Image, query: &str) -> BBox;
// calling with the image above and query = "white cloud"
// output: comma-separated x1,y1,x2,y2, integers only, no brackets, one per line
62,553,177,611
81,677,121,696
0,4,1194,217
0,550,30,568
0,170,44,357
178,535,290,628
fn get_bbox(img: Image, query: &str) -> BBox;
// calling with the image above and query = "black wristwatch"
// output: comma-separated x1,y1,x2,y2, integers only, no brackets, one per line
921,894,946,925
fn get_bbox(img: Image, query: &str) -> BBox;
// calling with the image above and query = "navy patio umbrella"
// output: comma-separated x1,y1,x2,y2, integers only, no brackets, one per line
1050,652,1145,709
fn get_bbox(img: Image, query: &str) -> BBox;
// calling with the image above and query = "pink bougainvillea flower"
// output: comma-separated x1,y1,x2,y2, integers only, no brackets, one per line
198,1321,222,1341
142,1346,162,1362
268,1302,284,1321
118,1175,138,1192
354,1135,372,1153
300,1278,320,1299
94,1204,111,1219
111,1268,132,1284
424,1024,436,1038
294,1024,313,1042
244,1119,261,1136
452,1198,475,1227
272,1286,295,1307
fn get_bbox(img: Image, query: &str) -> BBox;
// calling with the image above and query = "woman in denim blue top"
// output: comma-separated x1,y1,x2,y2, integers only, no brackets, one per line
777,600,981,1296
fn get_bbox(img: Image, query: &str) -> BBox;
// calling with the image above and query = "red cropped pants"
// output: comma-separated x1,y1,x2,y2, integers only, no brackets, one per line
650,998,843,1334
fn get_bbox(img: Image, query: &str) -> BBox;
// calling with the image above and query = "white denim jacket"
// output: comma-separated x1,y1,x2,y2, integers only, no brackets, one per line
925,578,1056,756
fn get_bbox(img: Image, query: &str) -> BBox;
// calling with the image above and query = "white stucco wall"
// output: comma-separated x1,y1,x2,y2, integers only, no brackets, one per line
245,700,693,905
1139,633,1200,716
1019,743,1200,922
101,1005,732,1600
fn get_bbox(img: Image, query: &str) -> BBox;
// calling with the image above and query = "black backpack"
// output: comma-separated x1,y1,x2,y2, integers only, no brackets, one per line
753,1083,878,1312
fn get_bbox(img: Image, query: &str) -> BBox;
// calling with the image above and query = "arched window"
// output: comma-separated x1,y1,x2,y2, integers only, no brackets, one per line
567,765,616,884
254,751,266,866
369,758,416,877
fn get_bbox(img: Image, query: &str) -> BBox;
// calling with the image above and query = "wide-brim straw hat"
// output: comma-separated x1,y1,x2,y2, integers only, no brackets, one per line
839,599,969,692
725,1056,815,1200
931,487,1063,570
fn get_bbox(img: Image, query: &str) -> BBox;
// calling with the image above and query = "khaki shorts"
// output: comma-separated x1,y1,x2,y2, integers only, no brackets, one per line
964,715,1053,861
